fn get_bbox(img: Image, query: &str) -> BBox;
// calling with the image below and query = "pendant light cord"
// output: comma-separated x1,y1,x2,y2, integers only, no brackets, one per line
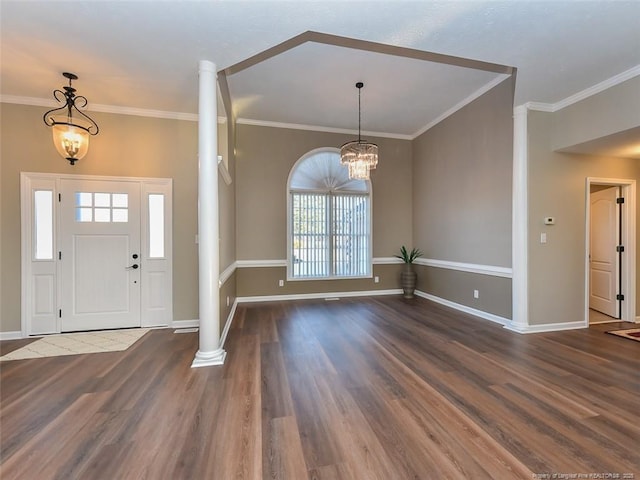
357,82,363,143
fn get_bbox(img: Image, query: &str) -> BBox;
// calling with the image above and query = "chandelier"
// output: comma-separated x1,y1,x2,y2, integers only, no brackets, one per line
340,82,378,180
43,72,99,165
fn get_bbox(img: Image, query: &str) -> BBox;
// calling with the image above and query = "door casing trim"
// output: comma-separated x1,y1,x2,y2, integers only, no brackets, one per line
20,172,173,336
584,177,636,326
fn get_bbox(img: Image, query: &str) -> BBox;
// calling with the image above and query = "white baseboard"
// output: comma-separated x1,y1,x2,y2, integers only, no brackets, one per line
503,321,586,334
220,299,238,349
414,290,509,326
0,331,23,341
172,319,199,329
237,289,402,304
173,299,238,348
414,290,589,334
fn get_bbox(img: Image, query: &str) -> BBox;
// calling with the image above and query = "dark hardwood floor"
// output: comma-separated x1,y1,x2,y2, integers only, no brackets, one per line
1,296,639,479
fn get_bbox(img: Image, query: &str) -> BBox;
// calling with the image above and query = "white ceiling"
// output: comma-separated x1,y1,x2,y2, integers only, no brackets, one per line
1,1,639,140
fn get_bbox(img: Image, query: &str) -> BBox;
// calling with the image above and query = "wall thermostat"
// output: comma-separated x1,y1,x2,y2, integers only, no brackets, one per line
544,217,555,225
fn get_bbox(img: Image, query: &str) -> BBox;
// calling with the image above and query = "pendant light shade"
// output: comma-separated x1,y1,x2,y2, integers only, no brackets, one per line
340,82,378,180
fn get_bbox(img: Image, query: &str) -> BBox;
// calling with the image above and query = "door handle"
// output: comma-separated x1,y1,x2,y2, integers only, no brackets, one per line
126,264,139,270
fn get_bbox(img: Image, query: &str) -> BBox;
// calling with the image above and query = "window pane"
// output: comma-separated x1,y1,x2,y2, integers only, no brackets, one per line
94,208,110,222
112,193,128,208
149,194,165,258
76,192,92,207
112,208,128,223
289,151,371,279
292,193,327,277
94,193,110,207
76,207,92,222
333,194,370,277
34,190,53,260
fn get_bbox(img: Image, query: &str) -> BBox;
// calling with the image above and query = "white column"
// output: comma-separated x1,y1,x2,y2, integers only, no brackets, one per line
506,104,529,333
192,60,226,367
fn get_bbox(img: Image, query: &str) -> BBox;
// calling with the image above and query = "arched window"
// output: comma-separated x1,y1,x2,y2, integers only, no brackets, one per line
287,148,371,279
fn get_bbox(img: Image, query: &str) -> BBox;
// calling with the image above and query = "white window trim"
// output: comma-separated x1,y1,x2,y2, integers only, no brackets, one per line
286,148,373,281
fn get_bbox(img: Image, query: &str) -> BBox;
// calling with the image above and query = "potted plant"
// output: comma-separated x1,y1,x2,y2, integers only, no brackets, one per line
395,246,423,299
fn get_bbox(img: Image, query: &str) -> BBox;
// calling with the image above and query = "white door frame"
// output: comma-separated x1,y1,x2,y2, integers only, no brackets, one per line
20,172,173,336
588,186,620,318
584,177,637,325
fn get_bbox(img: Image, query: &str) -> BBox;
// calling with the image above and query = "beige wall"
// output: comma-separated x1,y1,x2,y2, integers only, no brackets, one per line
237,264,403,298
1,103,236,333
235,123,413,261
415,265,512,319
552,76,640,151
5,75,636,335
411,77,514,318
527,109,640,326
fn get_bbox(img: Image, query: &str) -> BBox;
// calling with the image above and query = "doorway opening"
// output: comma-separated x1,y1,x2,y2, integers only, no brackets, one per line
585,177,636,326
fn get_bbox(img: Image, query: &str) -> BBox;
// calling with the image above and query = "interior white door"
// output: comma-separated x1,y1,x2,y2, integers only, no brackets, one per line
589,186,619,318
60,179,141,331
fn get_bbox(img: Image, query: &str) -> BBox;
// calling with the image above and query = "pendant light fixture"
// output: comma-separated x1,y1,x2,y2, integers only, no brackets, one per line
340,82,378,180
43,72,99,165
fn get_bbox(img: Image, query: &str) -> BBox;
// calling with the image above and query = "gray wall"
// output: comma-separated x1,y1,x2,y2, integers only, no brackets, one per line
412,77,514,319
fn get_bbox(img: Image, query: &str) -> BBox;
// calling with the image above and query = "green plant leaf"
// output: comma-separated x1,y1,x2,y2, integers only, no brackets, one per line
395,246,423,263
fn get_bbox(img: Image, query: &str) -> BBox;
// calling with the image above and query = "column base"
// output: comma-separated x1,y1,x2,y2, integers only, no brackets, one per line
191,348,227,368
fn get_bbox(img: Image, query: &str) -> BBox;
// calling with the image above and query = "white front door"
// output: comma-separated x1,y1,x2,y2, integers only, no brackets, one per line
589,186,619,318
59,179,141,331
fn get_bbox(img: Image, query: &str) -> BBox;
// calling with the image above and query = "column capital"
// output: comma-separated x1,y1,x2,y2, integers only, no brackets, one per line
199,60,217,74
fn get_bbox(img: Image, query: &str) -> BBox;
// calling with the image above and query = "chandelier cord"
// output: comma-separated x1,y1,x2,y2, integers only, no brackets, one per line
358,84,362,143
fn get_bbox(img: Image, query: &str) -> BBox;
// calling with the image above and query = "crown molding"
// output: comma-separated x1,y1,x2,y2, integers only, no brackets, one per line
553,64,640,111
411,74,512,139
235,117,412,141
524,64,640,114
224,76,516,142
524,101,554,112
0,95,228,123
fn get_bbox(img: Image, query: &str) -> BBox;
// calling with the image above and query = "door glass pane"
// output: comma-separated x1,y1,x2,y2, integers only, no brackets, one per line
76,192,92,207
149,194,165,258
76,207,93,222
94,208,111,222
94,193,111,207
112,208,128,223
112,193,128,208
34,190,53,260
